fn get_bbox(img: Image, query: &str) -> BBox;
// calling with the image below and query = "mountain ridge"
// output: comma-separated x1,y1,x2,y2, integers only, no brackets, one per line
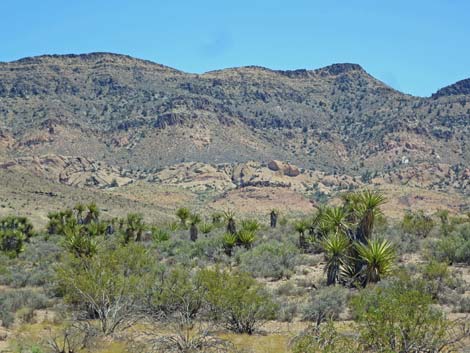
0,52,469,177
2,52,466,96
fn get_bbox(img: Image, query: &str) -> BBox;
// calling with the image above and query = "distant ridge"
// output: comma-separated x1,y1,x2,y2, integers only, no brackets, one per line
0,52,468,177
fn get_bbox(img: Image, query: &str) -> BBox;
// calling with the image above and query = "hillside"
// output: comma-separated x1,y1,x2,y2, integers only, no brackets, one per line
0,53,468,174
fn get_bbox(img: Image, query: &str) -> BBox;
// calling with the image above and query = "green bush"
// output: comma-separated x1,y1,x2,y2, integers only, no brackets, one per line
0,289,49,328
291,321,359,353
197,268,278,334
350,274,465,352
302,286,348,325
401,210,435,238
428,223,470,264
238,240,299,279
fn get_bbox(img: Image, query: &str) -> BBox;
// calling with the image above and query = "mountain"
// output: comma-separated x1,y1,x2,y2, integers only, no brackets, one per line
0,52,468,175
0,53,469,224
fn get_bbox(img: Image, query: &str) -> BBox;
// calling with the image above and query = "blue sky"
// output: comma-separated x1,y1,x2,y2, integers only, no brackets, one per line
1,0,469,96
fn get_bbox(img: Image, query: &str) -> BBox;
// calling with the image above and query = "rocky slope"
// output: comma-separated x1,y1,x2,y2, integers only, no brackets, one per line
0,53,468,175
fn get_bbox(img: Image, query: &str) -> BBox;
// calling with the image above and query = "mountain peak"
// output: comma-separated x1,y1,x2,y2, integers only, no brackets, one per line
315,63,365,76
432,78,470,98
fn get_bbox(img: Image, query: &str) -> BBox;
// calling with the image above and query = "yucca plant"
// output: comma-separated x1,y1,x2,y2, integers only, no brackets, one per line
151,226,170,243
63,224,97,258
84,202,100,224
270,209,279,228
321,232,351,285
176,207,190,227
0,229,26,258
223,210,237,235
125,213,145,242
223,232,238,256
189,214,201,242
354,190,386,244
237,229,256,249
294,219,311,249
200,222,214,235
355,238,395,285
241,219,261,233
320,207,351,238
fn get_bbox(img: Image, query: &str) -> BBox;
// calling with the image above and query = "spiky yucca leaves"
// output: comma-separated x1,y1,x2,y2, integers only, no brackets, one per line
0,229,26,258
63,223,98,258
237,229,256,249
0,216,34,241
222,232,238,256
320,207,351,238
176,207,190,227
199,222,214,234
355,239,395,285
354,190,386,244
125,213,146,243
223,210,237,235
321,232,351,285
73,203,86,224
241,219,261,233
84,202,100,224
151,226,170,243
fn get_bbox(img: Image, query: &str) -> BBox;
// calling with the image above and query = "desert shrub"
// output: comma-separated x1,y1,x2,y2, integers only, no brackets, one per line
401,210,435,238
454,296,470,313
276,301,298,322
275,280,307,297
0,289,49,327
385,225,419,254
350,274,467,352
0,237,61,288
148,266,205,323
302,286,348,326
197,268,278,334
291,321,359,353
57,243,161,335
428,223,470,264
238,240,299,279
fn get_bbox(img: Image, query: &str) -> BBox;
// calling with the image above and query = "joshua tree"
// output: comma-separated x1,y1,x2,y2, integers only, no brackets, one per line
270,209,278,228
189,214,201,242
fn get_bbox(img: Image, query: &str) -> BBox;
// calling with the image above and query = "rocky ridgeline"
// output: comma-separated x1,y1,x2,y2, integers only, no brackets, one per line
1,154,468,197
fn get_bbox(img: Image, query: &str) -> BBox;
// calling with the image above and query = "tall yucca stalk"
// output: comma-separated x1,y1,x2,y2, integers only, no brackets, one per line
355,238,395,285
354,190,385,244
321,232,351,285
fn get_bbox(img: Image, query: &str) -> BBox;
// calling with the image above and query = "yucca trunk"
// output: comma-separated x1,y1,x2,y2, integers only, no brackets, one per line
227,219,236,235
270,211,277,228
190,223,198,242
356,209,374,244
299,231,307,250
